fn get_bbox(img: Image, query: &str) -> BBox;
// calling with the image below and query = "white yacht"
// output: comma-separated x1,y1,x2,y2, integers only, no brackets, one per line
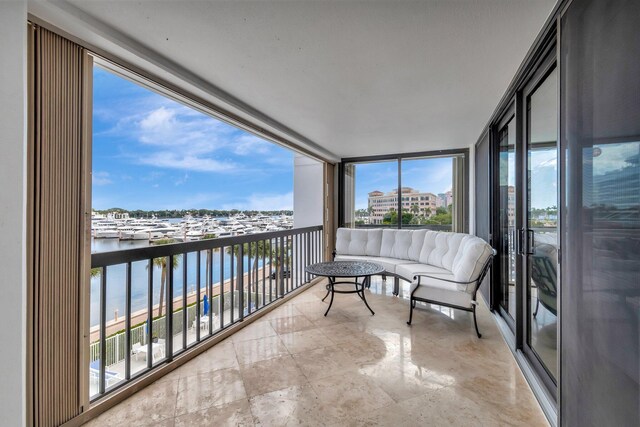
94,229,119,239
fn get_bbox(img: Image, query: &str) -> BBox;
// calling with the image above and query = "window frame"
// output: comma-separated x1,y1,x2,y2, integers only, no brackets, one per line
339,148,469,232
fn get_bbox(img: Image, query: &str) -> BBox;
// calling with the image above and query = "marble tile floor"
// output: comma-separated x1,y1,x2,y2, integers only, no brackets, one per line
85,277,549,426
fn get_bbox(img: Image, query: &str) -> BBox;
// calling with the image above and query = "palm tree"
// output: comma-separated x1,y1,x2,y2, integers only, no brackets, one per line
202,234,217,288
270,238,292,292
246,238,291,298
149,238,180,317
226,241,272,308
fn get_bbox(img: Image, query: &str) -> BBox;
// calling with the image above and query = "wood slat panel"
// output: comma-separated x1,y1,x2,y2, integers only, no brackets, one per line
323,163,336,261
27,25,90,427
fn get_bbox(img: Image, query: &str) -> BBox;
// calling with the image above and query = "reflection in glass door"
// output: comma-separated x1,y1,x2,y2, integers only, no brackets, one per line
498,115,517,321
525,66,558,383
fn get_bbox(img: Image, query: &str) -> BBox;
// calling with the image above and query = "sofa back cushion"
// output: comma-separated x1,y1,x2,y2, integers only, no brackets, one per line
335,228,382,257
451,236,493,285
419,232,466,271
379,229,426,261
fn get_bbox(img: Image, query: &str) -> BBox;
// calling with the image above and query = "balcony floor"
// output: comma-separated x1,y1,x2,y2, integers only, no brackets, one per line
85,277,548,426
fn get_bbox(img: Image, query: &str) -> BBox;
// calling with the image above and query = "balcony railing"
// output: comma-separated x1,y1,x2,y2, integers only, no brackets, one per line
89,225,323,401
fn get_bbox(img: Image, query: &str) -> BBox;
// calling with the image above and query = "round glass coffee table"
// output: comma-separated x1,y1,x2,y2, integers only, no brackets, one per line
305,261,384,317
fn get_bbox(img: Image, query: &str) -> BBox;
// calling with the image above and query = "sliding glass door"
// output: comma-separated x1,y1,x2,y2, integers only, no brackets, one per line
524,64,558,386
492,49,559,398
497,111,517,323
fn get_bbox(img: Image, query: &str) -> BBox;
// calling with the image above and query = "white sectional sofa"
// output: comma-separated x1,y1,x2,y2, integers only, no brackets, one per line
334,227,494,337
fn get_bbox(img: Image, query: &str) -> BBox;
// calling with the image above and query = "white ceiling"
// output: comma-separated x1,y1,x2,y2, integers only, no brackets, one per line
35,0,556,160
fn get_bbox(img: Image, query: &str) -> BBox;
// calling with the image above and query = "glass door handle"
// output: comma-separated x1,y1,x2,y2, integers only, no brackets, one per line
516,229,525,255
526,229,535,255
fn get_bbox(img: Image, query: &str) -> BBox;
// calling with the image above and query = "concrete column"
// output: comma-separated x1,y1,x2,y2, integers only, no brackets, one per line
293,154,323,228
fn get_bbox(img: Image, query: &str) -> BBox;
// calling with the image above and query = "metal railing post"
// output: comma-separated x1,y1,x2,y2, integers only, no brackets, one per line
99,267,107,394
218,249,223,331
238,243,244,320
279,236,285,297
147,259,153,369
125,262,131,380
166,256,173,360
196,251,201,343
306,232,311,282
231,246,235,323
182,253,187,350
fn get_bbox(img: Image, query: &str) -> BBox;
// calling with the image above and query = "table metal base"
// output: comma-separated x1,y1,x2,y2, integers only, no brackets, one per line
321,276,375,316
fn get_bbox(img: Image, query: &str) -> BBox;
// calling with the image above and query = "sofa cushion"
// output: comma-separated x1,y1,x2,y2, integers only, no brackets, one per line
410,276,473,308
335,228,382,257
417,231,439,265
395,263,451,282
334,254,413,274
451,236,493,286
379,229,426,261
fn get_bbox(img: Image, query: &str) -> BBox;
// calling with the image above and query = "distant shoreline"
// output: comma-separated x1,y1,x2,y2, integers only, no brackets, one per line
93,208,293,218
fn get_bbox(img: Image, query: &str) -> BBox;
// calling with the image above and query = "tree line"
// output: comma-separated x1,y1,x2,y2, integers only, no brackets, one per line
93,208,294,218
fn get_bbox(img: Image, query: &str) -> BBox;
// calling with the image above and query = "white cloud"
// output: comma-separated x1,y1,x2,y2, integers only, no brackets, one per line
222,192,293,211
140,106,175,131
142,171,164,182
532,151,557,171
138,152,236,173
593,142,640,175
137,105,228,154
233,134,272,156
130,105,251,173
175,173,189,186
92,171,112,185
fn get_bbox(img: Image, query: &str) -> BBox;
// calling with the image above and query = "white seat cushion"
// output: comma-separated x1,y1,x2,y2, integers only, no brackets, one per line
335,228,382,256
410,277,473,308
334,254,414,274
395,263,451,282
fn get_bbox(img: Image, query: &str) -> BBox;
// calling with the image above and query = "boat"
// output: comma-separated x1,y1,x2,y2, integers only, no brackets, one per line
94,229,119,239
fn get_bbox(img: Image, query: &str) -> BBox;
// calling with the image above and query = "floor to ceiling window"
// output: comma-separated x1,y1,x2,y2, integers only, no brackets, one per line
497,110,517,323
490,43,559,401
341,151,467,232
525,64,558,384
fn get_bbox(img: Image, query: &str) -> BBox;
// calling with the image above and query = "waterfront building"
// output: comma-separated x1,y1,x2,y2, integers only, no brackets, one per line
368,187,437,224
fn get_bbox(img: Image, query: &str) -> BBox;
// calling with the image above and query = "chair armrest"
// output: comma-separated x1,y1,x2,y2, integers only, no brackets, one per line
413,251,495,294
412,273,476,285
332,249,337,260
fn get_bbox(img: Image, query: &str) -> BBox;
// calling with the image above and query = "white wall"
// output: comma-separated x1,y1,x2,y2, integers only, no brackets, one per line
293,154,323,228
0,1,27,426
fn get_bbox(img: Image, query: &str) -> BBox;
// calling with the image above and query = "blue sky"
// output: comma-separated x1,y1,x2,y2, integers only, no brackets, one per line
503,150,558,209
354,158,453,209
92,66,294,211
